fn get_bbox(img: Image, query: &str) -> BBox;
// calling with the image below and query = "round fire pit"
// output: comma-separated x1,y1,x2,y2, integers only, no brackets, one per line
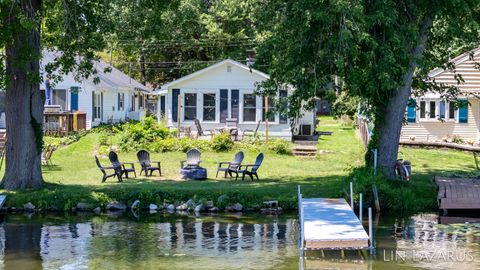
180,167,207,180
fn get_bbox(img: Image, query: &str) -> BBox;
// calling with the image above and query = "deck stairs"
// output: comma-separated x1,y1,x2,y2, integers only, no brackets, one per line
292,135,318,156
292,144,317,157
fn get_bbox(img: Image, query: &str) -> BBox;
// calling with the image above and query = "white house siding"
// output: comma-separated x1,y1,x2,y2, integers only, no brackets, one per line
401,98,479,142
40,50,150,129
159,60,300,140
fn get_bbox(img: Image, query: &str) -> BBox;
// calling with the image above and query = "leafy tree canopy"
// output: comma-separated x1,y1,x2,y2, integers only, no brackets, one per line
254,0,480,176
108,0,262,86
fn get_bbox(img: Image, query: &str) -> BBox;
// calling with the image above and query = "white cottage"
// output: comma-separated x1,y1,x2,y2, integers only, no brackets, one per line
401,48,480,143
154,59,316,141
41,50,150,129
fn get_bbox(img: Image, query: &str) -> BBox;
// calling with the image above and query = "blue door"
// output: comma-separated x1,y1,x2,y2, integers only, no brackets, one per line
70,87,79,111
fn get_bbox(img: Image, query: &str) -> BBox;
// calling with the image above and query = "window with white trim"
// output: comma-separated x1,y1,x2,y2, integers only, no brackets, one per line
243,94,256,122
184,93,197,121
416,99,462,122
93,92,101,120
419,101,426,119
118,93,124,111
203,93,216,121
448,102,455,119
429,101,436,119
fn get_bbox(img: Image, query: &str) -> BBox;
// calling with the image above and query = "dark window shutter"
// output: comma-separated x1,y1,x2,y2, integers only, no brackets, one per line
160,96,166,115
172,89,180,122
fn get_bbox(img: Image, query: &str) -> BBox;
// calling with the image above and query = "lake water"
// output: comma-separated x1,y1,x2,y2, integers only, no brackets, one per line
0,212,479,269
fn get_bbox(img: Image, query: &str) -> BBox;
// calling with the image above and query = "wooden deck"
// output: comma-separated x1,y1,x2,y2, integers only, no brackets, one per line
435,177,480,211
301,198,369,250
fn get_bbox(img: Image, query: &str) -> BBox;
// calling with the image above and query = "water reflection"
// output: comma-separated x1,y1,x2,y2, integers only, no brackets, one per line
0,213,298,270
0,213,479,270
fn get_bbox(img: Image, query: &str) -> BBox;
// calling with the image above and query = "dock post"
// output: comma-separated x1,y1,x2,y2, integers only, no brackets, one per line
350,182,354,209
297,185,304,257
368,207,373,251
359,193,363,221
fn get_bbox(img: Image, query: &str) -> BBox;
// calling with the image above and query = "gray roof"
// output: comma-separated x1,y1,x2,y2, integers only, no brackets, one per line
41,50,150,92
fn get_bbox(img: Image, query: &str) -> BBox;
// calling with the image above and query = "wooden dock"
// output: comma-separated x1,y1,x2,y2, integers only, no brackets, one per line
435,177,480,211
298,186,371,251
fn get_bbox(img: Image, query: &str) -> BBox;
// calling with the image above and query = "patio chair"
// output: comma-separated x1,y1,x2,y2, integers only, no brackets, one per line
236,153,264,181
216,151,244,178
242,120,261,138
95,156,122,182
108,151,137,178
137,150,162,176
181,148,201,169
194,119,214,138
41,145,56,168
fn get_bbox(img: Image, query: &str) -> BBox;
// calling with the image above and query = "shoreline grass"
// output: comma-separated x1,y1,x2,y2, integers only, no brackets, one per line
1,117,479,214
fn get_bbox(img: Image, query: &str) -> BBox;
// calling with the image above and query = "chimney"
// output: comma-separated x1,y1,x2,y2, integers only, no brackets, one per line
246,50,256,68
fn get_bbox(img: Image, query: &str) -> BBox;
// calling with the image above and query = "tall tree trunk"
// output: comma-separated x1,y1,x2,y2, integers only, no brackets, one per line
2,0,44,190
376,16,433,178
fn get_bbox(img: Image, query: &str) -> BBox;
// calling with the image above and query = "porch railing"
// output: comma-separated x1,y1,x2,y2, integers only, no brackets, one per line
43,112,86,136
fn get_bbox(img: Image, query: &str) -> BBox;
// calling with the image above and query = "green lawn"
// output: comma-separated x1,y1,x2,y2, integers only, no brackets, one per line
1,116,478,213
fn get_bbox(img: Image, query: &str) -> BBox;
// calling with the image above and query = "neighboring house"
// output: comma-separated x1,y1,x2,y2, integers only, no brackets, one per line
401,48,480,142
154,59,316,141
41,50,150,129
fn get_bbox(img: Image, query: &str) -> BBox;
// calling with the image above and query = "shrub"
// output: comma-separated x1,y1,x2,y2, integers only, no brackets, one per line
347,167,436,214
332,92,360,120
267,139,292,155
211,132,234,152
118,116,173,151
90,122,124,134
151,137,179,152
236,134,263,152
452,135,464,144
43,132,85,147
98,131,109,146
